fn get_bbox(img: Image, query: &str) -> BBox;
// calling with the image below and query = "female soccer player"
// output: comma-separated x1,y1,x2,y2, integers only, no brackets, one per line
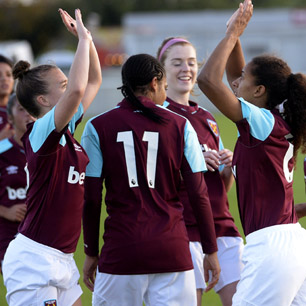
197,1,306,305
81,53,220,306
0,94,33,274
157,37,244,306
2,8,102,306
0,55,15,140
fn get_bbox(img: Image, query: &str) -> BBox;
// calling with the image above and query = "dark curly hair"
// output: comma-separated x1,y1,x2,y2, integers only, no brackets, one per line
250,55,306,159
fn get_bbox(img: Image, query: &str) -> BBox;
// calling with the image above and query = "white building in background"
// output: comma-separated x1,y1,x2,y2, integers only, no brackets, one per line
0,40,34,64
123,9,306,73
122,8,306,112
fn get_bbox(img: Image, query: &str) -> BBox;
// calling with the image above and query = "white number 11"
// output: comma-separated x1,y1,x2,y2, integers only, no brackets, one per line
117,131,159,188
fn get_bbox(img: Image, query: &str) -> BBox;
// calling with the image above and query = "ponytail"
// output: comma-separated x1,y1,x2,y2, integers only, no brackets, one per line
119,54,168,125
250,55,306,159
284,73,306,156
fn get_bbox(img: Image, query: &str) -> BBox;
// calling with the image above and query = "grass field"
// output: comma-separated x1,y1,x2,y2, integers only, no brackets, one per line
1,113,306,305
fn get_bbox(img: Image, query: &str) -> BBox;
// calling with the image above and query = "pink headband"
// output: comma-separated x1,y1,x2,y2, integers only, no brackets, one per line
158,38,190,61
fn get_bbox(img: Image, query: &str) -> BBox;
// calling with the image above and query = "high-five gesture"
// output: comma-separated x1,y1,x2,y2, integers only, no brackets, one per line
197,0,253,122
226,0,253,37
59,8,92,41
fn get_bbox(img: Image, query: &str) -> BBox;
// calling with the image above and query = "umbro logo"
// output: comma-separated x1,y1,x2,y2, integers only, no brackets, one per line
6,165,18,175
74,143,82,152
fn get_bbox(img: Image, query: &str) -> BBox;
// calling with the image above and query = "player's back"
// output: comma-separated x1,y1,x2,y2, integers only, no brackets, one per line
83,96,203,274
88,97,189,215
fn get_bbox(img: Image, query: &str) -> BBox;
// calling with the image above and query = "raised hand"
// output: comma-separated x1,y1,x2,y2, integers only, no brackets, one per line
59,8,92,42
226,0,253,37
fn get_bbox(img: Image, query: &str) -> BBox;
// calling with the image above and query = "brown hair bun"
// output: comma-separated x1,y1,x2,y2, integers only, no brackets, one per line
13,60,31,80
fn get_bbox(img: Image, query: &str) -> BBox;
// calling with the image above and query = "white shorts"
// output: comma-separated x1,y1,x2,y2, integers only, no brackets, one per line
93,269,196,306
189,241,206,290
2,234,82,306
232,223,306,306
214,236,244,293
190,237,244,293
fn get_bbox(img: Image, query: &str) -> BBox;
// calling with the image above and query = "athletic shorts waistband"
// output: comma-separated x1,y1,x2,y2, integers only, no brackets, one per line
14,233,74,260
246,223,301,244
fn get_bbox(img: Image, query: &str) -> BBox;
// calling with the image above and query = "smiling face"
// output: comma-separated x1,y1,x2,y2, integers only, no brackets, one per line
0,62,14,104
163,44,198,99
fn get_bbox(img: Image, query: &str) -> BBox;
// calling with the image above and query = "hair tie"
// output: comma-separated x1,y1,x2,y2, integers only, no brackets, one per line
158,38,190,61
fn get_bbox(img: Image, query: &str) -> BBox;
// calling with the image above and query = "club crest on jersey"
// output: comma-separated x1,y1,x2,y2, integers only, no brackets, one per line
6,165,18,175
207,119,219,137
44,300,57,306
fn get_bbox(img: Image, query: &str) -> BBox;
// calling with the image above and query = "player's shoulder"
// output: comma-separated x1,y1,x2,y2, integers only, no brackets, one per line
157,104,188,123
90,106,121,124
197,105,215,119
83,106,122,137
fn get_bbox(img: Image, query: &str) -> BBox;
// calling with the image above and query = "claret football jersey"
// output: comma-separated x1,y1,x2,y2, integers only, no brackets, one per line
82,96,217,274
19,104,89,253
164,98,241,240
233,98,297,236
0,137,26,260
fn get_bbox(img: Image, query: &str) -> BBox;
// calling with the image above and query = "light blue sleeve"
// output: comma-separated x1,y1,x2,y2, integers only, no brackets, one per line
218,136,225,172
184,119,207,173
0,138,13,154
81,120,103,178
29,107,56,153
239,97,275,141
29,104,84,153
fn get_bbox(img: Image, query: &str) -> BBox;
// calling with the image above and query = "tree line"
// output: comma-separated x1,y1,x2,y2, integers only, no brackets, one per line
0,0,305,57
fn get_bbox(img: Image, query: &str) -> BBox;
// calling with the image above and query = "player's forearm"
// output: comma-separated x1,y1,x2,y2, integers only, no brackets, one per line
83,176,103,256
88,41,102,86
181,161,217,254
226,39,245,88
221,167,235,192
